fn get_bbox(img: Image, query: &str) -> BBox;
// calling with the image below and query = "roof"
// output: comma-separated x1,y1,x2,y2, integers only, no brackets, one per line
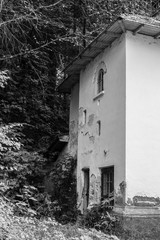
58,14,160,93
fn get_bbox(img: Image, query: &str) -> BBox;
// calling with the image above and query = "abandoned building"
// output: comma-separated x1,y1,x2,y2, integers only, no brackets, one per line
58,14,160,217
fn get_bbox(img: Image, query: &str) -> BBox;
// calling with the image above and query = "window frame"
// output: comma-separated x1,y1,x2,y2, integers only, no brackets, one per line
101,166,114,204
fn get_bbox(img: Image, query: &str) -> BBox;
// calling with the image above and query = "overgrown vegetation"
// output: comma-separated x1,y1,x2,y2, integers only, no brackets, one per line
0,123,78,220
45,154,78,223
0,196,120,240
81,199,118,235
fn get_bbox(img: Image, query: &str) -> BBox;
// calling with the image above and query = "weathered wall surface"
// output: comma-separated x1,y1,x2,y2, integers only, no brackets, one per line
77,34,126,210
68,83,79,158
44,83,79,199
126,32,160,205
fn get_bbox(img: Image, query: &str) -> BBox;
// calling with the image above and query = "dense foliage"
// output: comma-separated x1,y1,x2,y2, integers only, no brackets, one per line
0,196,120,240
45,154,77,222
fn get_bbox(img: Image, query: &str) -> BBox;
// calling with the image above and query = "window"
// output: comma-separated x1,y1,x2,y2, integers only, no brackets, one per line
97,69,104,94
93,62,106,100
97,120,101,136
101,167,114,204
83,110,87,125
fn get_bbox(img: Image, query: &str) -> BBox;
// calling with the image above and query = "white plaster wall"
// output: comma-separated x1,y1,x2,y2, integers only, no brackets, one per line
77,34,126,209
126,32,160,201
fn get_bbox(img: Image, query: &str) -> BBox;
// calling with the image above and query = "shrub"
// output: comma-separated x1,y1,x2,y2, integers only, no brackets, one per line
46,154,78,223
0,150,49,215
81,199,119,234
0,196,62,240
0,124,78,221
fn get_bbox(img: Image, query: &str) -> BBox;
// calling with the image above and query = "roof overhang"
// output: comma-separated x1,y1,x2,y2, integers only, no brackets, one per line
58,14,160,93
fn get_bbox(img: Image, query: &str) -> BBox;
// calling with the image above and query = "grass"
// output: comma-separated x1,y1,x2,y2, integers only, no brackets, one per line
115,217,160,240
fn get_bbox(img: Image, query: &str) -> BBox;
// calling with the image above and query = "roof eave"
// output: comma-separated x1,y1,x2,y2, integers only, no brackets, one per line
58,14,160,93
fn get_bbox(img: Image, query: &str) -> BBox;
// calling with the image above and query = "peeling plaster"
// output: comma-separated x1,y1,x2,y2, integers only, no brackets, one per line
70,120,75,131
79,107,84,128
88,114,94,126
89,174,101,205
79,107,84,116
115,181,126,206
69,120,78,152
82,150,93,156
104,149,109,157
89,136,95,144
76,34,126,213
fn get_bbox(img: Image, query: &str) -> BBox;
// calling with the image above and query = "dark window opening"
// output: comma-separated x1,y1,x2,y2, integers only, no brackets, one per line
97,69,104,94
83,109,87,124
97,120,101,136
101,166,114,205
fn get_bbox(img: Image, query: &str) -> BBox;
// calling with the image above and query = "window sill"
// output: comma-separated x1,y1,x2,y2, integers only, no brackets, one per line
93,91,105,101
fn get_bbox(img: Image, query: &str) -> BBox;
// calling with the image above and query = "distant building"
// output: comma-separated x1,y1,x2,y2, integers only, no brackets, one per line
58,15,160,217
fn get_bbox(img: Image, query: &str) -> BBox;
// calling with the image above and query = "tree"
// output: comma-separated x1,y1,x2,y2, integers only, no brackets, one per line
0,0,76,150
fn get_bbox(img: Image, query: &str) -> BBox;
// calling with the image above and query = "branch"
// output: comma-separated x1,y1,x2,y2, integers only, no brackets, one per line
0,36,74,61
0,15,37,27
38,0,64,10
0,0,65,28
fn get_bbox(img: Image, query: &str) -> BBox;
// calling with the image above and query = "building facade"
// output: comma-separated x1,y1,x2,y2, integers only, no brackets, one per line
59,15,160,216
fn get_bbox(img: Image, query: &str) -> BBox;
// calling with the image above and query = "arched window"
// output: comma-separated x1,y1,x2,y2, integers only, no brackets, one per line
97,69,104,94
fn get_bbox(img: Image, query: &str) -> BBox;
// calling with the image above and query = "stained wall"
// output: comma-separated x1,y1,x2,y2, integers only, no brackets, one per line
68,82,79,158
76,34,126,210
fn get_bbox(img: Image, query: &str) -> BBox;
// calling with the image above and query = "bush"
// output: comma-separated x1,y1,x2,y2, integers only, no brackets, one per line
0,196,120,240
0,124,78,222
46,154,78,223
81,199,119,234
0,196,63,240
0,150,49,216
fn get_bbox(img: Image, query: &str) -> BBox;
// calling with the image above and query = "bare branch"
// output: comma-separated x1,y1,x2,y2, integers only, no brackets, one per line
0,0,65,28
38,0,64,10
0,36,75,61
